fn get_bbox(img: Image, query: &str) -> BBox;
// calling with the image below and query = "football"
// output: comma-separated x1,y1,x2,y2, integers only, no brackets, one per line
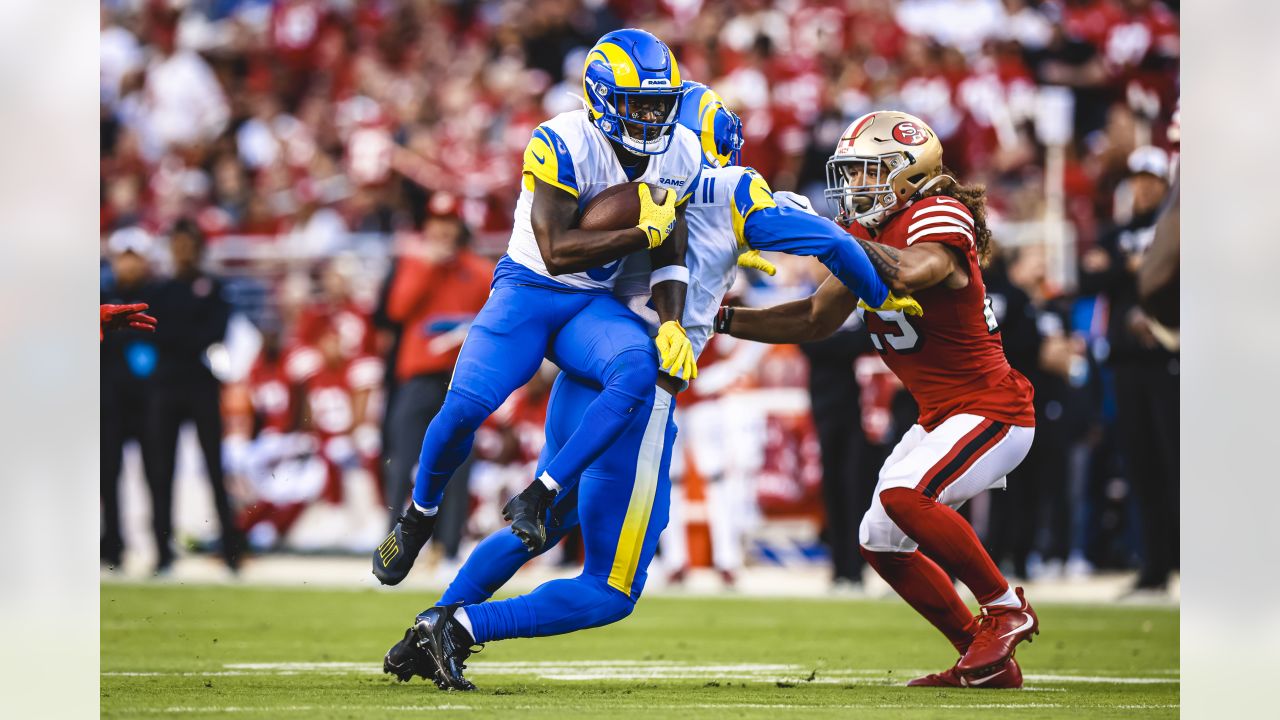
577,181,668,231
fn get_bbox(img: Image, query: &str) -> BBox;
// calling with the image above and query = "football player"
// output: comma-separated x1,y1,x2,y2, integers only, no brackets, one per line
372,29,704,586
382,84,916,691
498,82,924,551
718,112,1038,688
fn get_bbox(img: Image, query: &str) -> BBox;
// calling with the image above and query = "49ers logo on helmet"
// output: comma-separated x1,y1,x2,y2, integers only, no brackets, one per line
892,121,929,146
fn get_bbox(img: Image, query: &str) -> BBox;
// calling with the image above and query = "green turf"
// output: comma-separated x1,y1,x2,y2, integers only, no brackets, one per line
101,583,1178,719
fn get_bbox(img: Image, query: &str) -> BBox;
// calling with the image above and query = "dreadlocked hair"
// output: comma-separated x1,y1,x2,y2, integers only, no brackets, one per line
919,165,994,268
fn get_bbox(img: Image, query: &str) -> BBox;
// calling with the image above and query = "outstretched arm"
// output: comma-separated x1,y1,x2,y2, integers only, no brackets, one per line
857,237,967,295
718,274,858,344
743,206,890,307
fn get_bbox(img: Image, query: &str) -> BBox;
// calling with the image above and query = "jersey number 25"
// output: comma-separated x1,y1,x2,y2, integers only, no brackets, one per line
864,297,1000,354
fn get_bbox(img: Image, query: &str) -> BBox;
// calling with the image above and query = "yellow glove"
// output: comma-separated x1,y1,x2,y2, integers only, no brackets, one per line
859,291,924,317
736,249,776,276
655,320,697,380
637,183,678,249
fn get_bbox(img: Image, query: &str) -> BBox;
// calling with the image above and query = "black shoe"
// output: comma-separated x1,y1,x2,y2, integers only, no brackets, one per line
383,626,438,682
222,530,245,574
502,481,556,552
414,604,480,691
372,507,436,586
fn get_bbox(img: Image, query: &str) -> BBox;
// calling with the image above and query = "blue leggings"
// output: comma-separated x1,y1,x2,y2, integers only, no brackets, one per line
412,270,658,509
438,373,676,642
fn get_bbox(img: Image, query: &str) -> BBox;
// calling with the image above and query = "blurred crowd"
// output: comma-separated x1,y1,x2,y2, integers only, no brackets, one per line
100,0,1179,595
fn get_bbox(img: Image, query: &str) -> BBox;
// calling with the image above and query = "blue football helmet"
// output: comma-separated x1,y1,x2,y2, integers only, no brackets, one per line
677,81,744,168
582,29,684,156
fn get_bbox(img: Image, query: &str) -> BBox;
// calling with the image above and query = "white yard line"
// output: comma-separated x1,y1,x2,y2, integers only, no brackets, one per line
145,706,474,713
103,660,1181,686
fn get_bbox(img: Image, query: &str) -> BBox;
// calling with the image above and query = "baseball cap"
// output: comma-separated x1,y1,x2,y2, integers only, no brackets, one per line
1127,146,1170,180
107,226,155,258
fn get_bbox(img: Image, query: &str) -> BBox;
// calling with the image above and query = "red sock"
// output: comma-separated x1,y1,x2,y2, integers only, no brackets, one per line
879,487,1008,605
860,547,977,653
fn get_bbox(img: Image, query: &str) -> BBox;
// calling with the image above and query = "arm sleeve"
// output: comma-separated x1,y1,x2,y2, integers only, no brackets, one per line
521,125,578,198
743,206,890,307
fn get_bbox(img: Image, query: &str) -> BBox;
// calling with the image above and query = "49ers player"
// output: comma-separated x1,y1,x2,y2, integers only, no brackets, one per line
717,111,1037,688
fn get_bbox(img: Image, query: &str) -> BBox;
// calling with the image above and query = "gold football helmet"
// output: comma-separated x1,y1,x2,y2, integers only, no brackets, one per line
824,111,949,230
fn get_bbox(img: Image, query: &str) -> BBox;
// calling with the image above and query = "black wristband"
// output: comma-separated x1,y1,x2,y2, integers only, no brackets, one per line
714,305,734,334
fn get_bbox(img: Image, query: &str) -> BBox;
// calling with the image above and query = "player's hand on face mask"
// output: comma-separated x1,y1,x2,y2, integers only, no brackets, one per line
736,249,776,276
859,292,924,317
637,183,678,249
655,320,697,380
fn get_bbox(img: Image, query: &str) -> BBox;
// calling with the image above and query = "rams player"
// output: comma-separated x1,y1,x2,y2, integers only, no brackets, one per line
372,29,705,586
381,83,917,691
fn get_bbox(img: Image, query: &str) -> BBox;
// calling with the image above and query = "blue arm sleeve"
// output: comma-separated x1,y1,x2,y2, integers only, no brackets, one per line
742,206,889,307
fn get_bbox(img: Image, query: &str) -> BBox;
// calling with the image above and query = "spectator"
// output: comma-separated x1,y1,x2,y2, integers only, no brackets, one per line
986,245,1092,579
129,6,229,161
291,255,376,360
1138,167,1178,329
145,219,242,573
1078,145,1177,595
981,247,1044,579
800,328,878,591
381,194,494,559
101,228,159,571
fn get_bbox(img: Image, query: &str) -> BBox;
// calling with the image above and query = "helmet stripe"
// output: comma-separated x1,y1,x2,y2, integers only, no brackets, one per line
587,42,640,89
699,94,723,164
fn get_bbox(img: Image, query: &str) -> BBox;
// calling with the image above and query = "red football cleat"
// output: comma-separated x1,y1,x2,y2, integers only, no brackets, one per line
908,656,1023,689
957,587,1039,675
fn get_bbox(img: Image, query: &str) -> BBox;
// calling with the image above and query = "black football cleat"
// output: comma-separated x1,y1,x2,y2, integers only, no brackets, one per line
414,604,480,691
372,506,436,586
383,626,438,682
502,481,556,552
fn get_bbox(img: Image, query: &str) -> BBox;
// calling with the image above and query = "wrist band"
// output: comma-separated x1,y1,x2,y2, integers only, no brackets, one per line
649,265,690,288
714,305,734,334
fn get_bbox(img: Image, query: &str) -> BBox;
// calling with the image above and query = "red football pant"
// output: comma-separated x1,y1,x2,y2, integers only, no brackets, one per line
860,547,977,653
879,486,1009,605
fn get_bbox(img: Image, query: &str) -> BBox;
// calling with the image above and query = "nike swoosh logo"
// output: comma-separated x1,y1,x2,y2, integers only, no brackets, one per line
532,151,546,164
963,668,1007,686
999,614,1035,639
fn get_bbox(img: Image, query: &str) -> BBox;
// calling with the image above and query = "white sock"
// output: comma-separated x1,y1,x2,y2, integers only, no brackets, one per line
986,586,1020,609
413,501,438,517
537,472,561,493
453,607,475,641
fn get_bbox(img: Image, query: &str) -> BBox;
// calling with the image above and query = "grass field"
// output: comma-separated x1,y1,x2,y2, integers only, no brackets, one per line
101,583,1178,719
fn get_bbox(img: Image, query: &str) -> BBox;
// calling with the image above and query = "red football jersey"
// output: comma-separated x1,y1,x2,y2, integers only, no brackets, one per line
850,195,1034,431
249,353,295,433
301,355,383,437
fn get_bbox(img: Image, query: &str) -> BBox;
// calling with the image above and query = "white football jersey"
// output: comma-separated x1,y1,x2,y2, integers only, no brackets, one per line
506,109,703,291
614,165,776,358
